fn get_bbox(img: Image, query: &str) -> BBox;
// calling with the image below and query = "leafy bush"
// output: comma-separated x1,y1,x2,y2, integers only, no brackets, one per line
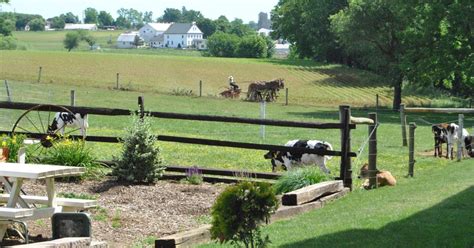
1,134,26,162
236,35,268,58
273,167,331,195
39,138,105,180
207,31,240,57
0,34,17,50
211,181,278,248
113,113,164,183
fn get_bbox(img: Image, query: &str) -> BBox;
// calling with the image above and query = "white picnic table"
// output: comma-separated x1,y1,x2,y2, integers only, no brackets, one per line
0,162,85,240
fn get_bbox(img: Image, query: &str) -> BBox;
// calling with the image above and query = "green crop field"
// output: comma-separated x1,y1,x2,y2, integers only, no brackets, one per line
1,37,473,247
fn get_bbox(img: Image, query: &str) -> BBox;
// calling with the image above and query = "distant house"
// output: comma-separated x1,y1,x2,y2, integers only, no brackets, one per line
64,24,98,31
164,22,203,48
139,23,172,45
274,43,290,58
192,39,208,50
150,34,165,48
117,32,141,49
258,28,272,37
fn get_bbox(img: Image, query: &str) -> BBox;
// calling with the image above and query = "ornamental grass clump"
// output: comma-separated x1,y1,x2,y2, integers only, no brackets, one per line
40,138,104,181
113,113,164,184
211,181,278,248
273,167,331,195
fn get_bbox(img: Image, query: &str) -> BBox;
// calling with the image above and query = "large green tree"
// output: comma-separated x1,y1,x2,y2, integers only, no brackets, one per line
272,0,347,62
197,18,216,38
98,11,114,27
28,17,45,31
60,12,79,24
84,7,98,24
0,13,15,36
400,1,473,98
207,31,240,57
331,0,408,110
161,8,181,22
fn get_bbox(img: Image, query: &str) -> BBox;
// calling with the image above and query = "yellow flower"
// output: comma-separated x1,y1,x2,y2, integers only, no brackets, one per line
1,141,6,147
46,136,52,141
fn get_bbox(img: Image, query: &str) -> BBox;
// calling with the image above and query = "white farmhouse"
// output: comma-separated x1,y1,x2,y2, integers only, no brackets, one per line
64,24,98,31
164,22,203,48
117,32,140,49
139,23,172,45
258,28,272,37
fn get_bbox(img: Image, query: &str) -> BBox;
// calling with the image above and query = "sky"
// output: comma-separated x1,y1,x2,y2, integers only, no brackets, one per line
0,0,279,23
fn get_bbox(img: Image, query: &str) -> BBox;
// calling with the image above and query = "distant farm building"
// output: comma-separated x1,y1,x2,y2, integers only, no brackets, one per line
164,22,204,48
192,39,208,50
258,28,272,37
64,24,98,31
116,32,142,49
139,23,172,46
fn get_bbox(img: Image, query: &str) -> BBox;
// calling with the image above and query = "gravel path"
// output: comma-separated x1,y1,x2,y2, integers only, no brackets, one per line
14,178,226,247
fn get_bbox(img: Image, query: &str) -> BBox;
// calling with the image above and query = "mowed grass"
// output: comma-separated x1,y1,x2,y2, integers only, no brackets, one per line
2,49,420,108
0,80,472,180
201,160,474,247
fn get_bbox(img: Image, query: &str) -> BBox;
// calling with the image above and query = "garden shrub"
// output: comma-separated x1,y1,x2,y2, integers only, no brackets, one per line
39,138,105,180
1,134,26,162
113,113,164,183
0,34,17,50
211,181,278,248
273,167,331,195
183,166,203,185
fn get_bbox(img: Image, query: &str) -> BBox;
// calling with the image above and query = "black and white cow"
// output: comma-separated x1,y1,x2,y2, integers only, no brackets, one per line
446,123,469,159
264,139,333,173
47,112,89,137
432,123,448,157
465,135,473,158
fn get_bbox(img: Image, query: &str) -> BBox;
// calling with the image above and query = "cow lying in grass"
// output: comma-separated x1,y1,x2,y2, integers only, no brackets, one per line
358,163,396,189
47,112,89,137
264,139,333,173
446,123,470,159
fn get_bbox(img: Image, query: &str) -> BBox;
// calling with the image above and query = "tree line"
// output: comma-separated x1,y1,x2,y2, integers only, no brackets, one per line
271,0,473,109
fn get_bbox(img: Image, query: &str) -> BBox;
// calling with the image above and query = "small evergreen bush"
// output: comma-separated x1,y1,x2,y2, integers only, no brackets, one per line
211,181,278,248
113,113,164,183
273,167,331,195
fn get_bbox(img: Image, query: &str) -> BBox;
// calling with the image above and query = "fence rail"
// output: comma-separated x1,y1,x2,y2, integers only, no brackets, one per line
404,107,474,114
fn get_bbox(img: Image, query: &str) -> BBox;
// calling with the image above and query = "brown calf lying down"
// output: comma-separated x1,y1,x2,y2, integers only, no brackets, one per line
358,163,396,189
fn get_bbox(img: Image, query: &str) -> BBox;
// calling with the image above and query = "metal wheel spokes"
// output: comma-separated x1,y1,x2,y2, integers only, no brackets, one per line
11,105,83,161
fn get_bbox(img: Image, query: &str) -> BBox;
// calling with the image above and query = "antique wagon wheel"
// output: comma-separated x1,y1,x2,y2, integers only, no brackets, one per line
11,104,83,160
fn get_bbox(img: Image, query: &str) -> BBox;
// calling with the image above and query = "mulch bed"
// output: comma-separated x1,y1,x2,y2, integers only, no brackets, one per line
2,178,227,247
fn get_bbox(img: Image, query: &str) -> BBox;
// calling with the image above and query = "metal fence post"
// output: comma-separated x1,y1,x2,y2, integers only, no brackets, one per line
408,122,417,177
368,112,377,188
199,80,202,97
116,73,120,89
400,103,407,146
260,101,266,139
376,94,379,112
285,88,288,106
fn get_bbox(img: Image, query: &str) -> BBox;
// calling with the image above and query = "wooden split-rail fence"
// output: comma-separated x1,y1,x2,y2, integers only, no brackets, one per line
0,97,363,189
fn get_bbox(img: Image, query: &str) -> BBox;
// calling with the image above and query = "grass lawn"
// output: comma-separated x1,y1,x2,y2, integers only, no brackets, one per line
1,46,473,247
201,159,474,247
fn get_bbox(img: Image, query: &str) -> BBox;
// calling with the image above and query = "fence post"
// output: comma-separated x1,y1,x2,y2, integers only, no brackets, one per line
70,90,75,106
37,66,42,83
199,80,202,97
376,94,379,112
457,114,464,162
368,112,377,188
138,96,145,119
4,80,12,102
285,88,288,106
408,122,417,177
260,101,266,139
116,73,120,89
400,103,407,146
339,105,352,190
